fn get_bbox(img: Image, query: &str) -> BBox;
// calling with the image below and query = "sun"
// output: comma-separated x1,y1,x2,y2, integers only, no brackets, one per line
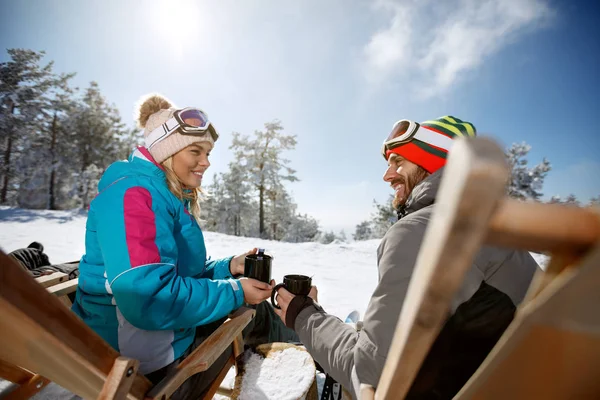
149,0,204,57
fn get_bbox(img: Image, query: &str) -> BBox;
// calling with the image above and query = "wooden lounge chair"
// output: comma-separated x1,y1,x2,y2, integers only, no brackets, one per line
361,137,600,399
0,250,254,399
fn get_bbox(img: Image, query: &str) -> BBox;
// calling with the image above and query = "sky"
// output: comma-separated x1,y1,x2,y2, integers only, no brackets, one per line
1,0,599,234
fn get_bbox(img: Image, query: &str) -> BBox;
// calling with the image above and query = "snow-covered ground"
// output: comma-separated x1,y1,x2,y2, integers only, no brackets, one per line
0,206,380,320
0,206,547,399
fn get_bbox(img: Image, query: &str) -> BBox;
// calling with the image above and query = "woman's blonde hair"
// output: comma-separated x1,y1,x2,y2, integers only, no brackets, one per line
162,157,204,223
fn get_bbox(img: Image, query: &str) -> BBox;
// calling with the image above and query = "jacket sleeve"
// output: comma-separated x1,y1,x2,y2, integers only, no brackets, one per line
294,219,424,397
98,185,245,331
200,257,234,280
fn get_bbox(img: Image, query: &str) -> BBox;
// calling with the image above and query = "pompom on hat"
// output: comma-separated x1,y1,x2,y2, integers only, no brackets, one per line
384,115,476,173
136,94,215,164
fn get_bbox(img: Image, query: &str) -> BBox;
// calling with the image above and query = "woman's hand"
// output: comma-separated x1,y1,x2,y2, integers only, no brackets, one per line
239,277,272,305
230,248,257,276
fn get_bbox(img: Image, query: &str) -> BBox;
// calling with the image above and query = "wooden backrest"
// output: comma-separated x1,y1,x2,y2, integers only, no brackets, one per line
361,137,600,400
0,250,152,399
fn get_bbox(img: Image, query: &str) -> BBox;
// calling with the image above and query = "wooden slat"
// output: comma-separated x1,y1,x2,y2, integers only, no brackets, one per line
35,272,68,288
202,355,236,400
0,297,112,399
0,374,51,400
455,243,600,399
47,277,79,296
98,357,140,400
146,307,255,400
0,250,152,399
375,137,510,400
0,359,34,384
486,200,600,254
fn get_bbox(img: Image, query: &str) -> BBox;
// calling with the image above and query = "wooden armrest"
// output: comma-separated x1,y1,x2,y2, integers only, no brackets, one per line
0,359,34,384
35,272,68,288
146,307,255,399
47,278,79,297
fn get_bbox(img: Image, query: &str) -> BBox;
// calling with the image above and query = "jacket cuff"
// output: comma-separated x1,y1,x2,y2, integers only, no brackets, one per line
286,296,324,330
229,278,245,308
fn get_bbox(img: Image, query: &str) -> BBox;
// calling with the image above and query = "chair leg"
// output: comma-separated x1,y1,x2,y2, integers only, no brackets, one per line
202,354,236,400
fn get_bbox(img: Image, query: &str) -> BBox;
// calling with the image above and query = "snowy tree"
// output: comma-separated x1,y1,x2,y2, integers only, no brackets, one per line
0,48,73,204
281,213,320,243
230,120,298,239
370,195,396,238
200,174,227,232
70,82,126,208
505,142,551,201
353,221,373,241
264,184,296,240
319,231,338,244
70,164,102,208
549,194,580,206
221,162,258,236
115,125,144,160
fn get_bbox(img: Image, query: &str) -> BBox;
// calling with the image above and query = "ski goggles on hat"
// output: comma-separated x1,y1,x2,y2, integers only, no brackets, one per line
381,119,454,160
144,107,219,150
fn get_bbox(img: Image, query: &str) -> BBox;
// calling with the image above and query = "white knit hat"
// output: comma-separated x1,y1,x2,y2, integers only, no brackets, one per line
138,95,215,164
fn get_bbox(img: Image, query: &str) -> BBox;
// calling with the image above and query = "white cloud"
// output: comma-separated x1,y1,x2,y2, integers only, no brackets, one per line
363,0,553,98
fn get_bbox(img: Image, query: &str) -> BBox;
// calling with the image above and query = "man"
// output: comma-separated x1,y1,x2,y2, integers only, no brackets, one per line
274,116,539,399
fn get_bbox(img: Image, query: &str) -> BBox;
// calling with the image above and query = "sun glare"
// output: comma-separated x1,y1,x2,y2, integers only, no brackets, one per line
150,0,203,58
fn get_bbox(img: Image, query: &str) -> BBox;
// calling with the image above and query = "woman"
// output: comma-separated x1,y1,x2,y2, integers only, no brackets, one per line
72,94,296,398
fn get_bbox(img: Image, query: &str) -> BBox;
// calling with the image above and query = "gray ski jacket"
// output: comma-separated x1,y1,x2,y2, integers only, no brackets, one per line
293,169,539,399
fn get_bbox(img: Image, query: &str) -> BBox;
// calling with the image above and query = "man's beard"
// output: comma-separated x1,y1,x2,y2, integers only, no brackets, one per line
392,166,430,209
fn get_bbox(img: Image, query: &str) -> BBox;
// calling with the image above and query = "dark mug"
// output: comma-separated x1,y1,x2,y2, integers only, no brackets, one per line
244,252,272,284
271,274,312,309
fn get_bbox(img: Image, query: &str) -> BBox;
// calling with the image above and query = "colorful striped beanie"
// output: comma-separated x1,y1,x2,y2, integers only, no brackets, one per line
386,115,477,173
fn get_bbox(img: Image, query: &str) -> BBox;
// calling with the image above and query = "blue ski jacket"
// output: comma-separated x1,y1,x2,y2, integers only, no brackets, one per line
72,147,245,374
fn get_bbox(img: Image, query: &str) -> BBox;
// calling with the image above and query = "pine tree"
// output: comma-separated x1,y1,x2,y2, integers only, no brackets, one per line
549,194,580,206
370,195,396,238
0,49,73,204
200,173,226,232
230,120,298,239
353,221,373,241
505,142,551,201
282,213,320,243
70,82,126,208
319,231,337,244
221,162,257,236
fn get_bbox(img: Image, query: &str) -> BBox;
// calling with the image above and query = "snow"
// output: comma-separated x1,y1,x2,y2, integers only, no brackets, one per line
0,206,380,320
0,206,548,399
237,348,314,400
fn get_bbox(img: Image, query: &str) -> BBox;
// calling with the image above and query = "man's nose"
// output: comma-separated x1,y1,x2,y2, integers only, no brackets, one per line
383,165,396,182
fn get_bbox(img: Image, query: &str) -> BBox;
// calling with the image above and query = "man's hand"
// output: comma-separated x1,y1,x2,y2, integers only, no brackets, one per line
239,277,272,305
273,286,295,323
308,285,318,303
273,284,319,323
230,248,257,276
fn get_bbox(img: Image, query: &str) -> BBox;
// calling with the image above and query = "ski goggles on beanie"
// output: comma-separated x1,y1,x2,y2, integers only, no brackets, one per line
382,116,477,173
144,107,219,150
381,119,453,160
